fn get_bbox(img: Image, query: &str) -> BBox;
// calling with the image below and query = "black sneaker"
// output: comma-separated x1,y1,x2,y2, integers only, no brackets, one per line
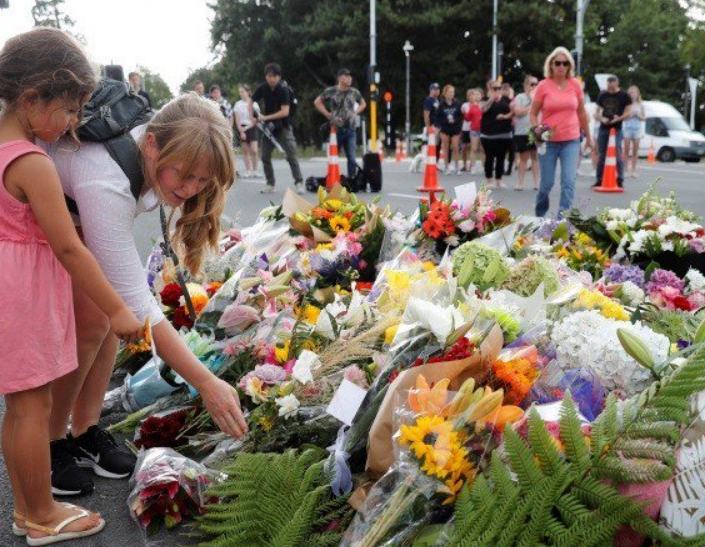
50,438,94,496
70,425,137,479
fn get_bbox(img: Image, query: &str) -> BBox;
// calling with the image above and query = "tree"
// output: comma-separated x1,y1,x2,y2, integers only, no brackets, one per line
180,66,218,95
683,24,705,130
137,66,173,110
31,0,85,43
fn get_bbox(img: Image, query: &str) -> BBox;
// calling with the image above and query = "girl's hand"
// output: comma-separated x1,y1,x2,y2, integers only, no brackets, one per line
199,377,248,439
109,307,142,343
585,134,594,152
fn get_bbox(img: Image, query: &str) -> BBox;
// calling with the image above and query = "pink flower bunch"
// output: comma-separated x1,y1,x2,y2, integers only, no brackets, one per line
237,363,288,390
645,269,704,311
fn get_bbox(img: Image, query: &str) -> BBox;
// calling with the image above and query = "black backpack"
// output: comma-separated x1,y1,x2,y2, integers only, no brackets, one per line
282,82,298,118
66,78,153,215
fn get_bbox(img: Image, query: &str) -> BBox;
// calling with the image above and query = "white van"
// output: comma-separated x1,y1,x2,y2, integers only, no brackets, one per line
585,100,705,163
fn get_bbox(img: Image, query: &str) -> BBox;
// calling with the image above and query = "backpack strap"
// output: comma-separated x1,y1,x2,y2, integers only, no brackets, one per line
159,205,196,322
65,133,144,215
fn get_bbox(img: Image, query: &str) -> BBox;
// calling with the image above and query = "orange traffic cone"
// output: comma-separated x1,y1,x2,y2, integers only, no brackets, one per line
417,127,445,195
647,138,656,164
325,126,341,190
401,139,408,160
395,139,402,163
594,128,623,193
378,139,384,163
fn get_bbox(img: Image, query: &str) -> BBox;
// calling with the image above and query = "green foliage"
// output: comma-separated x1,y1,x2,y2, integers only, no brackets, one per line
197,449,353,547
137,66,174,110
447,392,705,547
32,0,85,43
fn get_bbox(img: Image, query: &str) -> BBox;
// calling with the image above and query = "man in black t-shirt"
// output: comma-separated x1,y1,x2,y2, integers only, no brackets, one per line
250,63,304,194
423,83,441,159
594,76,632,188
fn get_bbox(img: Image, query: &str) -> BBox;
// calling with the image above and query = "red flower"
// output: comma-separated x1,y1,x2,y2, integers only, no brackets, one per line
673,295,694,311
344,211,354,220
388,370,399,383
422,218,444,239
356,281,373,292
160,283,183,308
172,306,194,329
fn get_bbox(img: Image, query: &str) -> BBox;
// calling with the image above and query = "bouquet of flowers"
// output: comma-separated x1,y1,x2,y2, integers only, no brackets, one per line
128,448,223,535
416,187,511,252
528,123,553,154
294,186,367,240
340,375,522,547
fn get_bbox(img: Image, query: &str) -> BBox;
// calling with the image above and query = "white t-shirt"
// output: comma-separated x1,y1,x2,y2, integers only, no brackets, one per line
41,125,165,326
233,100,260,127
461,102,471,132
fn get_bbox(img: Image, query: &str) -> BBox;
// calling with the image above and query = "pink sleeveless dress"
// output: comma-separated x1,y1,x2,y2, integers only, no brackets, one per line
0,141,77,395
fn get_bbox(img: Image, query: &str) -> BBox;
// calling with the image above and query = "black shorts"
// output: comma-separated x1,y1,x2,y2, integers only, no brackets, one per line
440,127,461,138
461,130,471,144
238,126,259,144
514,134,535,153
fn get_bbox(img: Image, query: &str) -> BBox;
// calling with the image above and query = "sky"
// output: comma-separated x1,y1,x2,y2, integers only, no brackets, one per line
0,0,217,94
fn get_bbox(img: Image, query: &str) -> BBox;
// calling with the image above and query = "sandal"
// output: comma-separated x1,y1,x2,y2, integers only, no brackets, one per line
24,504,105,546
12,511,26,537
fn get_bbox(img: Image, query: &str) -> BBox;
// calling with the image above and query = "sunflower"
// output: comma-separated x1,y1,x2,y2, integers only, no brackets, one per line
399,415,459,466
329,215,351,233
274,339,291,364
301,305,321,324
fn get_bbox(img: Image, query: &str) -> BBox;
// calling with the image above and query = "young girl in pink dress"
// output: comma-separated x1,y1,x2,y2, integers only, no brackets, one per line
0,28,141,545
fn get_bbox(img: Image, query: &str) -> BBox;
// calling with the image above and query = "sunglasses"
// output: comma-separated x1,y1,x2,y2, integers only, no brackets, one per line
553,60,570,67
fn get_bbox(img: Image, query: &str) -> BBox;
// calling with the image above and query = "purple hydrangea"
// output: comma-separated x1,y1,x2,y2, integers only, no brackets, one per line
536,219,576,241
603,263,646,289
645,268,686,293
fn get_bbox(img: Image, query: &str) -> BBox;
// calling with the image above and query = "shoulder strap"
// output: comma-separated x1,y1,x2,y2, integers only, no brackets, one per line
65,133,144,216
159,205,196,321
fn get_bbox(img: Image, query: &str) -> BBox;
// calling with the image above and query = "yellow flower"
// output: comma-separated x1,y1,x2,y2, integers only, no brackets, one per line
399,415,459,467
329,215,351,233
127,318,152,354
557,247,570,259
316,243,334,252
301,305,321,324
384,324,399,345
602,300,629,321
258,416,274,431
245,377,268,403
422,261,436,272
386,270,411,293
275,339,291,364
325,198,343,211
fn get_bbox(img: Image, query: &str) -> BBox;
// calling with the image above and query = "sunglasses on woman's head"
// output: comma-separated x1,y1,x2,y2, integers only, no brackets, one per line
553,60,570,67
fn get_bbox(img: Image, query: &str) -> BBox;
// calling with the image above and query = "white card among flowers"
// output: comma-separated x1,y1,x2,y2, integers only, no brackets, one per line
326,379,368,426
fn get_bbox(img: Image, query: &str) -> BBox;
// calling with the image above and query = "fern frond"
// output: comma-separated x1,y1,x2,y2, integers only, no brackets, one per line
527,409,563,474
503,426,542,488
559,395,590,474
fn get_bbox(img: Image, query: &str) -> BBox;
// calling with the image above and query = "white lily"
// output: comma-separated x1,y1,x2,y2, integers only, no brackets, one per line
275,394,301,418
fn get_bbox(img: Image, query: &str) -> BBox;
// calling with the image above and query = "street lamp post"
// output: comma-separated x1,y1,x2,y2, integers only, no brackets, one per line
403,40,414,159
491,0,498,80
685,64,691,121
575,0,591,77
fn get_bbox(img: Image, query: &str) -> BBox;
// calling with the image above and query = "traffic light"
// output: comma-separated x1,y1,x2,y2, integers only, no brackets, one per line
383,91,393,103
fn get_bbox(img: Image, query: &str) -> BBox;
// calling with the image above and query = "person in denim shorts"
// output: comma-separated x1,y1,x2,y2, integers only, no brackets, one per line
623,85,645,178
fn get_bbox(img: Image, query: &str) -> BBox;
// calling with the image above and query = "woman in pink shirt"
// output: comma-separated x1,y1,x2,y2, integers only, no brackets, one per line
530,47,593,217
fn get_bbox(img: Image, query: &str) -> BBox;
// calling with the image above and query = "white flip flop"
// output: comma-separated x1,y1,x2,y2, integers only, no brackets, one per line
12,511,26,537
24,504,105,546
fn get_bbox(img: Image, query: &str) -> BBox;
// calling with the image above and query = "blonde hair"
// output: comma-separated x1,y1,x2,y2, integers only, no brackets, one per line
628,85,642,103
142,92,235,275
442,84,455,99
544,47,575,79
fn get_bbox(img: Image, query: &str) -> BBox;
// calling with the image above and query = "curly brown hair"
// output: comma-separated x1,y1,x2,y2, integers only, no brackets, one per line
0,27,96,113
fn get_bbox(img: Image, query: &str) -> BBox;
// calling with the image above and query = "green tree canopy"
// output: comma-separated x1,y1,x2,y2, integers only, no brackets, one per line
136,66,173,110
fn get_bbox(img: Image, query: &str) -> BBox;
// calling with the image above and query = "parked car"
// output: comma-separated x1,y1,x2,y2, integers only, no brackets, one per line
585,100,705,162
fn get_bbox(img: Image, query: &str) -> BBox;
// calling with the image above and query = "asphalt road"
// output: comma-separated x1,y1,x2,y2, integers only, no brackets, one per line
0,155,703,547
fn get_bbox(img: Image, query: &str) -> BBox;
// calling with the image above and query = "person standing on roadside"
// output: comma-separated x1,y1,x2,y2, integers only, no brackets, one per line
251,63,304,194
192,80,207,98
512,75,539,190
623,85,645,179
480,80,513,189
593,76,631,189
234,85,261,179
209,85,233,128
128,72,152,107
423,82,441,161
314,68,366,180
531,47,593,217
436,84,463,175
501,82,516,175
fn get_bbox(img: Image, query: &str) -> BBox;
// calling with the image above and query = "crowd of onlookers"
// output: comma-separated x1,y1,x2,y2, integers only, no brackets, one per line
424,46,647,216
127,45,648,216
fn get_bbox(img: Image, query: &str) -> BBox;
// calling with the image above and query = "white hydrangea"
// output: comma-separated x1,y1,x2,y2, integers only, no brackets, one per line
551,310,670,396
619,281,646,307
686,268,705,291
